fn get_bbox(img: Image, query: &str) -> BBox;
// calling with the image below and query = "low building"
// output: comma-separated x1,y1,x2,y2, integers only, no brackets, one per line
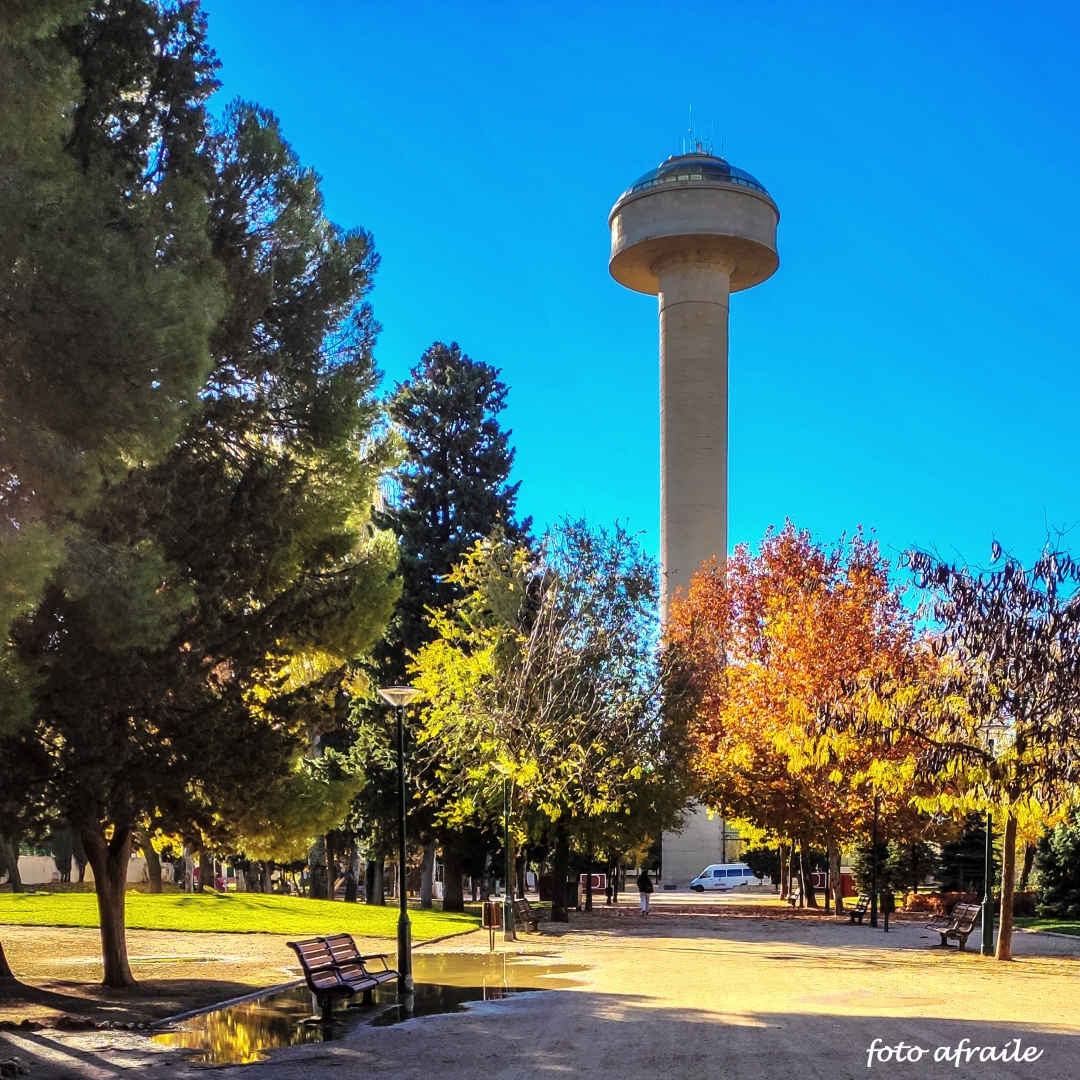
661,804,742,886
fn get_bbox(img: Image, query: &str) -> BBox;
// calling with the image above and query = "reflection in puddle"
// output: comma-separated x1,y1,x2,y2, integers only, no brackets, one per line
152,952,587,1065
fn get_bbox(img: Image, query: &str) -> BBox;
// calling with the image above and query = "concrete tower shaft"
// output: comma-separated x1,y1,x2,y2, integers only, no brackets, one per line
608,153,779,616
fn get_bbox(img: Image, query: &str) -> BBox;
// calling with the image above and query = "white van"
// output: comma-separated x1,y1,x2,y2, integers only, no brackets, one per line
689,862,759,892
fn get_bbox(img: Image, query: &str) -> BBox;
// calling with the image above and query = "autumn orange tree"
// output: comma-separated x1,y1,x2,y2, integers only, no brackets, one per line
666,522,934,910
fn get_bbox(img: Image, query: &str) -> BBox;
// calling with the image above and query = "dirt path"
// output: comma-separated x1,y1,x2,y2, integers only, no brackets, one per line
2,911,1078,1079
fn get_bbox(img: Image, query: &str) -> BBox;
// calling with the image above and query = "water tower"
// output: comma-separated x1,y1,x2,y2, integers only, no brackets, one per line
609,149,779,616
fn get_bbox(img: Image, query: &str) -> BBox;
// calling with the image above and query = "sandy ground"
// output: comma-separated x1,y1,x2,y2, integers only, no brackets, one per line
2,903,1079,1079
0,924,394,1025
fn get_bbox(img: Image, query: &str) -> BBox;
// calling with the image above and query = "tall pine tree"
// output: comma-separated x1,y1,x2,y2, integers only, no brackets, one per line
0,1,224,732
350,342,529,910
0,11,399,985
384,341,530,668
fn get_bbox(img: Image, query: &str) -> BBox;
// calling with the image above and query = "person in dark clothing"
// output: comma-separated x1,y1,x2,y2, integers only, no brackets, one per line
637,869,654,914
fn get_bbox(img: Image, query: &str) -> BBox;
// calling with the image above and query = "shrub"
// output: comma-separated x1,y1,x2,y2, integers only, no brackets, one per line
1035,810,1080,919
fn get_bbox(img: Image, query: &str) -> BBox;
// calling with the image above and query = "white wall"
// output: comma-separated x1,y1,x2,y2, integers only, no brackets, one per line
3,853,157,886
661,804,742,885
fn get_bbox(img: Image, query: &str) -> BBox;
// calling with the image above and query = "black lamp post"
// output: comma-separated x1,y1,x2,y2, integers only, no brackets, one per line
503,777,515,942
980,807,994,957
869,790,880,929
378,685,421,993
980,724,1005,958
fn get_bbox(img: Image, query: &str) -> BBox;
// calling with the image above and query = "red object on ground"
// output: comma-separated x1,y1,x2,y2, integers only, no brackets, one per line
808,871,855,896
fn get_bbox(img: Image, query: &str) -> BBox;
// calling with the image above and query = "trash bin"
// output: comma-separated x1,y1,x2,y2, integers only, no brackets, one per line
482,900,503,950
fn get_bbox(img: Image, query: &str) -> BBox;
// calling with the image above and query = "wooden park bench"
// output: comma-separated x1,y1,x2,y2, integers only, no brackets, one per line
929,902,982,951
286,936,392,1023
848,895,871,924
321,933,399,988
513,896,541,932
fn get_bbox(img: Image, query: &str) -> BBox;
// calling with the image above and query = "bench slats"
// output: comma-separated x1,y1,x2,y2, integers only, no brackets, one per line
512,897,541,932
321,933,399,985
287,935,384,1022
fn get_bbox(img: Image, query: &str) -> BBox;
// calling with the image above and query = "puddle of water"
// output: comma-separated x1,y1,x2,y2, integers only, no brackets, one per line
152,952,587,1065
64,955,240,966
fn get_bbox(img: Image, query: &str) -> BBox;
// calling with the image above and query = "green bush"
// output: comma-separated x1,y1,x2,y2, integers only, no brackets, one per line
742,847,780,884
1035,809,1080,920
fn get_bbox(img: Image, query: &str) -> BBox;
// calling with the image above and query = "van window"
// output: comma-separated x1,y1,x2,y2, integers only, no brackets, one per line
744,868,756,876
713,869,725,877
727,868,742,877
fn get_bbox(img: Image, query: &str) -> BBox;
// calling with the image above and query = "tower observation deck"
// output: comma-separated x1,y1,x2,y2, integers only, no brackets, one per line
608,151,779,616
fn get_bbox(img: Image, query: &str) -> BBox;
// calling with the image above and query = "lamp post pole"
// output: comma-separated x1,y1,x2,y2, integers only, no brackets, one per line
378,685,421,994
396,702,412,991
869,790,880,929
503,778,515,942
981,808,994,957
979,725,1006,959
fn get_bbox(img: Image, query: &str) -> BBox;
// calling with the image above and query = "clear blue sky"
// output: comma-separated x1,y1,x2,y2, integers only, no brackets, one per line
200,1,1080,570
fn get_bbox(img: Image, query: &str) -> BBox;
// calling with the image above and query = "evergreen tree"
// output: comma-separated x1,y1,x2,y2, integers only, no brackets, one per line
384,341,530,667
0,28,399,986
0,1,225,730
885,838,940,895
938,814,994,893
1034,810,1080,919
349,342,529,909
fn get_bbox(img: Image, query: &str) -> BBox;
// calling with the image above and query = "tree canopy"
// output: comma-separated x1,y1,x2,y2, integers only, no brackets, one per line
0,2,399,986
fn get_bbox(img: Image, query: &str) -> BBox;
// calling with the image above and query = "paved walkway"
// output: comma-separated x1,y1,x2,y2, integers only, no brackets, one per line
3,913,1078,1079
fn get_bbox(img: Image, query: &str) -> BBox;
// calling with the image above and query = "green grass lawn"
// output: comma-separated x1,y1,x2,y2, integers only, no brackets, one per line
0,891,479,941
1012,916,1080,937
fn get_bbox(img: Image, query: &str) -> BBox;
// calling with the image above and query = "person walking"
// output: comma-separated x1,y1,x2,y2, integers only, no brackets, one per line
637,868,654,915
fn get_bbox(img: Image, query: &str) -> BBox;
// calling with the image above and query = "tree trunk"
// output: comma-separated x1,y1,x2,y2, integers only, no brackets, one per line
135,829,162,894
343,839,359,903
995,814,1017,962
778,844,788,901
369,861,385,905
235,865,247,892
325,834,336,900
0,837,23,893
261,861,273,894
441,836,465,912
550,822,570,923
800,840,818,907
0,941,13,978
81,825,136,988
828,832,844,915
1019,843,1036,892
585,841,594,912
419,840,436,910
197,849,212,893
517,849,526,899
308,837,328,900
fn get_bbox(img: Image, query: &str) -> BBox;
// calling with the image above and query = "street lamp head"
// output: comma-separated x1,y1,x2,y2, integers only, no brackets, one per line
377,685,421,708
982,721,1009,755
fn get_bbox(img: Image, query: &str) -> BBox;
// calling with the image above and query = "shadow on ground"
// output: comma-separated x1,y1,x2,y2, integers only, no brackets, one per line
0,974,261,1026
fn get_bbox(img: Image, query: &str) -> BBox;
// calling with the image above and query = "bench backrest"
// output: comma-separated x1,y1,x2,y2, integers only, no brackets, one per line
287,938,342,993
854,895,870,911
322,933,361,966
951,903,981,929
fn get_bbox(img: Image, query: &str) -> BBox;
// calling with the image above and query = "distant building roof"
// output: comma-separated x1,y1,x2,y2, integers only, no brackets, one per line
622,153,771,200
